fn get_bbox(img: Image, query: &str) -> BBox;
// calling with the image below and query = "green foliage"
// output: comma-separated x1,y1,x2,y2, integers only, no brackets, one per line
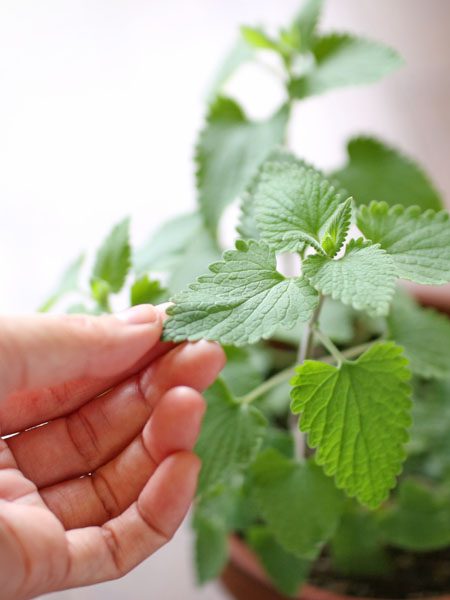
91,218,131,294
250,449,345,559
292,0,324,51
331,506,390,577
133,212,221,295
291,342,412,508
196,379,267,494
289,34,402,98
134,211,203,274
358,202,450,285
382,479,450,552
333,137,443,211
238,149,304,241
247,526,310,596
163,240,319,346
39,254,84,312
407,379,450,480
254,160,349,253
196,97,289,232
222,345,270,397
321,197,353,257
130,275,168,306
388,291,450,379
193,512,228,583
208,37,253,99
303,239,397,317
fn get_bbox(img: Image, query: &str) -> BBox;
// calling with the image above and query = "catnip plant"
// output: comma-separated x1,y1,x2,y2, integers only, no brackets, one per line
43,0,450,595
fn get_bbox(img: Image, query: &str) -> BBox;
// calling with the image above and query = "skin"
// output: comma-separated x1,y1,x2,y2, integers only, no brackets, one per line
0,304,225,600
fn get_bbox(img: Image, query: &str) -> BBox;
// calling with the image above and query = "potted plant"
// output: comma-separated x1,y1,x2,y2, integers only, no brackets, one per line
42,1,450,597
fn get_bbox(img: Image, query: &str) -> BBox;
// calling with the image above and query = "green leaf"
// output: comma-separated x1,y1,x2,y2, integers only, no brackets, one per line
133,212,221,295
208,37,253,100
290,342,412,508
92,218,131,293
247,526,310,596
133,211,203,274
318,298,355,344
250,449,345,559
321,197,353,257
238,149,305,241
196,379,267,494
163,240,319,346
193,513,228,583
254,160,349,253
240,26,279,51
331,506,390,578
292,0,324,51
197,97,289,232
388,290,450,379
382,479,450,551
289,33,402,99
222,345,270,397
130,275,168,306
90,278,112,312
39,254,84,312
332,136,443,211
407,378,450,480
357,201,450,285
303,238,397,317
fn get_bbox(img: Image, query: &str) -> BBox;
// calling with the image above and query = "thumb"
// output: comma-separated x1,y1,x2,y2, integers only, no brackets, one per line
0,305,162,397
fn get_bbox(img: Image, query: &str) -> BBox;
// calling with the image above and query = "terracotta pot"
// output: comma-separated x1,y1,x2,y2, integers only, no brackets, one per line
220,535,450,600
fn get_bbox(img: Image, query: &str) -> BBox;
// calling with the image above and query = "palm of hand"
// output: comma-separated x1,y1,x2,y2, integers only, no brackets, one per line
0,308,224,600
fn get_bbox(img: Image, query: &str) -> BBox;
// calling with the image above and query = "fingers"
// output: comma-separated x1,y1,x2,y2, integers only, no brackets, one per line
40,387,206,529
63,451,200,588
0,304,162,402
7,341,224,487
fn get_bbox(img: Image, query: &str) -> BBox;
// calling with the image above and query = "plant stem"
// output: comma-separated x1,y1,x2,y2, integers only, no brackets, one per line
313,327,346,365
240,340,374,405
290,295,325,460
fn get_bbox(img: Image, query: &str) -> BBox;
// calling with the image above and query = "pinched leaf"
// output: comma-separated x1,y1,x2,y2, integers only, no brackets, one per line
382,479,450,552
289,34,402,99
197,96,289,232
388,291,450,379
247,526,310,596
196,379,267,494
357,201,450,285
39,254,84,312
321,197,353,257
332,136,443,211
250,449,344,559
303,238,397,317
92,218,131,293
290,342,412,508
255,161,349,253
163,240,319,346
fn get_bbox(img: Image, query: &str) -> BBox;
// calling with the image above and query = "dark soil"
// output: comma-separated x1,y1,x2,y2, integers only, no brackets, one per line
309,548,450,598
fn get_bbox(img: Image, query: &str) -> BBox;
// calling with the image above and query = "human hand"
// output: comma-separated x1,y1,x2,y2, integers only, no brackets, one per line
0,305,225,600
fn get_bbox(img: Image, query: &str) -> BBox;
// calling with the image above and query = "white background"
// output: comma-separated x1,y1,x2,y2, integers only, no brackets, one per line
0,0,448,598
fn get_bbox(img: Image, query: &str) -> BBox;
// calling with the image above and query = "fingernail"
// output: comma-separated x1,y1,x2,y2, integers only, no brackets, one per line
116,304,159,325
